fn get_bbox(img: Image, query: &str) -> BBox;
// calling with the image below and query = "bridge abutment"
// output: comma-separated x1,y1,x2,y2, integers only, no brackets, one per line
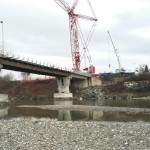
71,76,102,88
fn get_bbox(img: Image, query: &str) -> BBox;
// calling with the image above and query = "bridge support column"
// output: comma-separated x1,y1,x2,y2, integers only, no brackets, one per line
54,76,73,99
0,64,3,71
54,77,73,120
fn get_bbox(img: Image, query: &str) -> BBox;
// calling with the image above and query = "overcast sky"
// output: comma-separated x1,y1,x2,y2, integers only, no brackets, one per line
0,0,150,76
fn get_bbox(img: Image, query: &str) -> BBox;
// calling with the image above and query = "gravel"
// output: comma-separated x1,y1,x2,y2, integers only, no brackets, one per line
0,119,150,150
18,105,150,114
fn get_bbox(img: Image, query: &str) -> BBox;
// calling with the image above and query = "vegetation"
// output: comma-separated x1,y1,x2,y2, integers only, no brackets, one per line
20,72,31,80
0,72,14,81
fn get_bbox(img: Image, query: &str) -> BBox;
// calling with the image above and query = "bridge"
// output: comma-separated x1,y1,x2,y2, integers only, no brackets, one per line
0,55,101,100
0,0,100,102
0,56,91,79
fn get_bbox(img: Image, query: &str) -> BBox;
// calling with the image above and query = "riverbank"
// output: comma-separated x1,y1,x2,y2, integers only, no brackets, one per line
0,73,150,104
0,119,150,150
17,104,150,113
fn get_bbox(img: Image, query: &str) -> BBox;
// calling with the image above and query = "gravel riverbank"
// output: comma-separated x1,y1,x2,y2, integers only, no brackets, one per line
0,119,150,150
18,105,150,113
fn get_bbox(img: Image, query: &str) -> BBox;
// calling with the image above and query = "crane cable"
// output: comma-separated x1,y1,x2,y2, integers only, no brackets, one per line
77,21,93,63
77,23,92,63
107,32,111,68
87,0,97,19
77,0,97,66
77,20,96,63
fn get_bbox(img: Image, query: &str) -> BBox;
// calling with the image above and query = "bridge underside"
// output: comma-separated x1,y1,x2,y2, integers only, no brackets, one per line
0,57,70,77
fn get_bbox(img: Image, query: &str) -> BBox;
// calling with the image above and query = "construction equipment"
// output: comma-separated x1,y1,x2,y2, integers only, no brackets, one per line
0,21,4,56
53,0,97,71
107,31,125,73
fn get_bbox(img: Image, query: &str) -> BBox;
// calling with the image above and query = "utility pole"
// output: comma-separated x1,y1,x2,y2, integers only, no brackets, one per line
0,21,4,55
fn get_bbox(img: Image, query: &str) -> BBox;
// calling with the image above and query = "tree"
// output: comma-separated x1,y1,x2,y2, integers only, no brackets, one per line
139,64,149,73
20,72,31,80
145,65,149,72
2,72,14,81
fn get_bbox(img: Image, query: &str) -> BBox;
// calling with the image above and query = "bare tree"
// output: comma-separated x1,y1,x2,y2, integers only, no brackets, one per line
20,72,31,80
139,64,149,73
2,72,14,81
145,65,149,72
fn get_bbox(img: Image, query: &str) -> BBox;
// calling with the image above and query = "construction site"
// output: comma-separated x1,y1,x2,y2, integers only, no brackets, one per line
0,0,150,149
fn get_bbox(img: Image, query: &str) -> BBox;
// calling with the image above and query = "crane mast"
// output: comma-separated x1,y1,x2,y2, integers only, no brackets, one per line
107,31,124,73
53,0,97,71
69,14,80,70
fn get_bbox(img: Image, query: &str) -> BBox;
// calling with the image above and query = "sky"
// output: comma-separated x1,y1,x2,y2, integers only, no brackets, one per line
0,0,150,78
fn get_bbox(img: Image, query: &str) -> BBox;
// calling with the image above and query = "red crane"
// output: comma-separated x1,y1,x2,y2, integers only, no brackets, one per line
53,0,97,70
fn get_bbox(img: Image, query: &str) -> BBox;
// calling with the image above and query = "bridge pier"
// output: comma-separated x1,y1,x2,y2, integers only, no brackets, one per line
54,76,73,99
0,64,3,71
54,77,73,120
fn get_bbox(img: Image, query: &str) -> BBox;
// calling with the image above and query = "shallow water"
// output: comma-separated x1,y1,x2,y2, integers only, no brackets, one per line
1,98,150,122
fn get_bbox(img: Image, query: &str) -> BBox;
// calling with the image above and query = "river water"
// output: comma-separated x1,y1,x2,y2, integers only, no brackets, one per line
1,98,150,122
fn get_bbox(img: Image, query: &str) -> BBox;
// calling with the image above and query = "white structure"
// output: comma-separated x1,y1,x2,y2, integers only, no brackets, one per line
0,94,9,103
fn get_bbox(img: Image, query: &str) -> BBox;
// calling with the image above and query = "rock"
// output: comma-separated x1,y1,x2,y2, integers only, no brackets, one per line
0,119,150,150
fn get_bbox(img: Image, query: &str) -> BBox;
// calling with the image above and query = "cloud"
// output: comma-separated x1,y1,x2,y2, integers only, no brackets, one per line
0,0,150,74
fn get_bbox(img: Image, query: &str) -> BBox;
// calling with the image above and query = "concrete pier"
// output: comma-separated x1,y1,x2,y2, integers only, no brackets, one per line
0,94,9,103
0,64,3,71
54,76,73,120
54,77,73,99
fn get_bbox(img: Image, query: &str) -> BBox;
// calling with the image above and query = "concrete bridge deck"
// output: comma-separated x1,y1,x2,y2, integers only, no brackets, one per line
17,105,150,113
0,56,91,79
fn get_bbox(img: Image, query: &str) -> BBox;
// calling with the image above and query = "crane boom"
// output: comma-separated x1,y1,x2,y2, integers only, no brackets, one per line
71,0,79,12
107,31,123,72
53,0,71,12
77,14,97,21
53,0,97,70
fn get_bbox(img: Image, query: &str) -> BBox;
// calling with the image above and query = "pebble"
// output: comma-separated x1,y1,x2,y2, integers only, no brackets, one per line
0,119,150,150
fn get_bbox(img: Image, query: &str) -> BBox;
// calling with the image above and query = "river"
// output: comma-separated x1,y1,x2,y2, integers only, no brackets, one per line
0,97,150,122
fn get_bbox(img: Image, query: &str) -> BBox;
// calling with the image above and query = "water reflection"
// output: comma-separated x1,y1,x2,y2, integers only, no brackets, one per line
75,98,150,108
6,106,58,119
0,107,9,118
1,97,150,122
72,111,104,121
58,110,72,121
54,99,72,121
1,106,150,122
